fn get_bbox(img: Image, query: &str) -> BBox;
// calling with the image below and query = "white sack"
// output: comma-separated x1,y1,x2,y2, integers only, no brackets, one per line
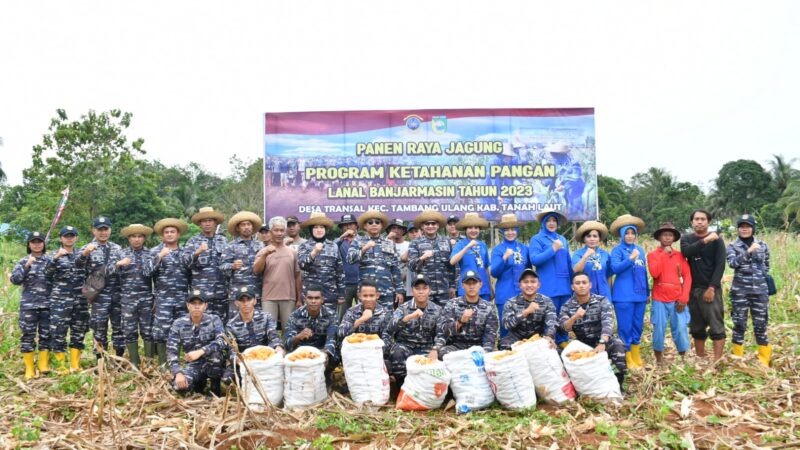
442,346,495,413
484,350,537,410
240,345,284,408
396,356,451,411
560,340,622,401
283,346,328,408
512,338,576,404
341,337,390,406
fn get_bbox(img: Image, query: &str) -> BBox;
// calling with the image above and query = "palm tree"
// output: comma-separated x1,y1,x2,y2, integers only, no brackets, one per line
777,178,800,227
768,154,799,195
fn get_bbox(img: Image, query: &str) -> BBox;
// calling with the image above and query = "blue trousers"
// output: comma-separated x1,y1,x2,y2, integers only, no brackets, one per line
614,301,646,350
551,295,571,345
650,301,690,353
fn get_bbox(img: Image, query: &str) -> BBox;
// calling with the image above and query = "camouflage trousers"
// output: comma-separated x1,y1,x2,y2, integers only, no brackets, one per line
152,299,187,343
91,293,125,352
731,293,769,346
173,355,224,393
19,308,50,353
50,295,90,352
387,343,431,378
122,295,154,344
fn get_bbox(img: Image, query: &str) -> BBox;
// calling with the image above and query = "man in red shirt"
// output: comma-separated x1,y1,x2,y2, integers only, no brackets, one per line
647,223,692,365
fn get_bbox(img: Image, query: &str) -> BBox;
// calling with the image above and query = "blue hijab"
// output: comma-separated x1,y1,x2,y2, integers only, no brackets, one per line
619,224,648,294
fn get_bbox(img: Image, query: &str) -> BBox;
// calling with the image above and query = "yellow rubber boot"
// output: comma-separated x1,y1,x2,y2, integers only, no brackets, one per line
626,351,634,369
757,344,772,367
732,343,744,357
23,352,36,380
69,348,82,372
38,350,50,374
559,342,568,350
631,344,644,368
53,352,69,375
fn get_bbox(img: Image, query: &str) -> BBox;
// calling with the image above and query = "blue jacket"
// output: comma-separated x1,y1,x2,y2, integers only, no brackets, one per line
451,238,491,297
610,231,649,303
490,238,530,305
528,224,572,298
571,246,613,301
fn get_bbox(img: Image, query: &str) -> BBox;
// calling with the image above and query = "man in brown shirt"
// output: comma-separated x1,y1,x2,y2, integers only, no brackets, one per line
254,216,302,332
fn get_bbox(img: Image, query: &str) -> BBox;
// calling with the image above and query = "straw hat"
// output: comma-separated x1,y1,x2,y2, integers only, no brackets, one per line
413,209,446,229
357,209,390,228
610,214,646,237
301,212,335,229
535,209,568,225
154,218,188,235
191,206,225,225
653,222,681,241
546,142,570,154
121,224,154,238
227,211,263,236
575,221,608,242
455,212,489,230
497,213,525,229
501,142,516,157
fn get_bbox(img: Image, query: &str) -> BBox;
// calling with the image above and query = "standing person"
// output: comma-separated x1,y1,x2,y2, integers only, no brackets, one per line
167,290,225,396
387,219,410,289
407,209,456,306
680,209,727,361
384,274,444,384
610,215,649,369
403,224,421,299
335,214,360,319
221,211,264,319
11,232,51,379
253,216,302,332
572,221,613,300
647,222,691,366
76,216,124,358
45,226,88,373
143,218,191,366
558,272,627,389
111,224,155,368
529,210,572,347
257,224,271,243
491,214,531,338
298,212,344,315
450,213,492,300
184,207,229,322
438,270,499,358
264,157,274,189
727,214,772,367
338,279,392,341
284,285,339,384
346,210,404,309
285,216,306,250
445,215,463,282
499,269,557,350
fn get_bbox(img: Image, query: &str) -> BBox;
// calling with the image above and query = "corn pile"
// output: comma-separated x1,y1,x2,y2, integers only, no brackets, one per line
413,356,435,365
566,351,597,361
516,334,542,344
243,347,275,361
287,349,320,362
492,350,517,361
345,333,381,344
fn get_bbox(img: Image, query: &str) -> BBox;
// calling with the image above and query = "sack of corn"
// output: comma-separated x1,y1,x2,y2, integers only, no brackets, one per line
442,346,495,413
484,350,537,410
560,340,621,400
341,334,389,406
512,337,576,404
283,346,327,408
396,356,451,411
240,345,284,409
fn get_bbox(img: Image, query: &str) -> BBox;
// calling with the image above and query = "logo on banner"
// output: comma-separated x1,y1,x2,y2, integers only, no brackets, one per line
404,114,423,132
431,116,447,134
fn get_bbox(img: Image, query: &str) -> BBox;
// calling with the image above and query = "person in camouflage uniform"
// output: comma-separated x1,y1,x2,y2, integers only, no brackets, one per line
184,207,230,322
727,214,772,367
499,268,557,350
438,271,498,358
284,285,340,382
335,214,360,320
346,210,403,309
558,272,627,389
298,212,344,315
167,290,226,396
110,224,154,368
76,216,124,357
143,218,191,365
45,226,89,373
408,210,457,306
11,231,51,379
383,274,445,382
338,280,392,342
225,286,284,382
220,211,264,319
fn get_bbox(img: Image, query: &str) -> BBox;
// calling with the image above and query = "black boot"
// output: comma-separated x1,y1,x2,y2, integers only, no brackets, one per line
616,371,625,393
209,378,222,397
115,347,126,358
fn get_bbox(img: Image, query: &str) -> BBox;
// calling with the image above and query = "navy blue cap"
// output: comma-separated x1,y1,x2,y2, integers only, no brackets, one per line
461,270,481,283
186,289,207,303
412,273,430,287
27,231,45,242
60,226,78,237
388,219,407,231
93,216,111,228
447,215,460,224
339,214,357,225
518,268,539,282
736,214,756,229
234,286,257,300
286,216,300,224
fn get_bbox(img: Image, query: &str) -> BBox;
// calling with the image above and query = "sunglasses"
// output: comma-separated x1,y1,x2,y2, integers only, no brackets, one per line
366,220,382,225
423,221,438,226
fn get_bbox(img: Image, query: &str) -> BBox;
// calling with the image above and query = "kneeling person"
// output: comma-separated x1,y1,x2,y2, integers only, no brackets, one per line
284,285,339,380
558,272,627,388
500,269,557,350
439,271,498,358
384,274,445,383
338,279,392,340
226,287,285,380
168,290,226,396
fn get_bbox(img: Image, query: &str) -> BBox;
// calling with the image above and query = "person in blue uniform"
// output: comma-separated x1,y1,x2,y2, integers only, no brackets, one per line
450,213,492,301
572,221,613,300
490,213,530,338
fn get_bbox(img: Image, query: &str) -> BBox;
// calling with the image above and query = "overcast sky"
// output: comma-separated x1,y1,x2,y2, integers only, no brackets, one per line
1,1,798,190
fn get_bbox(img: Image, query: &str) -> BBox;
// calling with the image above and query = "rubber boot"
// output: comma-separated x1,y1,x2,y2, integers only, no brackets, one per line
626,351,634,369
143,341,155,358
23,352,36,380
69,348,82,372
631,344,644,368
732,343,744,357
156,343,167,365
559,342,568,350
615,371,625,393
127,343,141,368
38,350,51,374
54,352,69,375
757,344,772,367
209,378,222,397
115,347,126,358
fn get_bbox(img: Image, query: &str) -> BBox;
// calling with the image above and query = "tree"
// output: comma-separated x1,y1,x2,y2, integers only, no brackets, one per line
767,154,799,195
710,160,778,218
625,168,705,233
215,156,264,218
597,175,631,225
777,178,800,229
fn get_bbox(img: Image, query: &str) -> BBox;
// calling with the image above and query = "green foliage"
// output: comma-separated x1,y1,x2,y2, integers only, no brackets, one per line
626,167,706,232
778,178,800,228
597,175,631,224
710,159,779,218
595,420,618,439
311,434,335,450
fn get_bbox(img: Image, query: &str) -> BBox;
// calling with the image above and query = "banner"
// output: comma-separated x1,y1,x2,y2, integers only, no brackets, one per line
264,109,597,222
